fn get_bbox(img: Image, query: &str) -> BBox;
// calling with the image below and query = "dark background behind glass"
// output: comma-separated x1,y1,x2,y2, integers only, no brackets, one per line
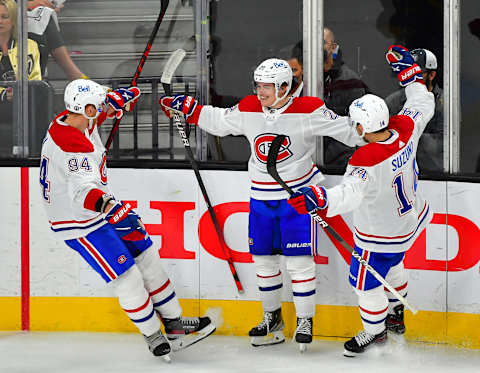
210,0,302,107
460,2,480,173
208,0,302,162
323,0,443,173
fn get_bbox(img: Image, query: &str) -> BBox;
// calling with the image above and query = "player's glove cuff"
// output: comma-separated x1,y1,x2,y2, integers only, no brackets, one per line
397,64,424,87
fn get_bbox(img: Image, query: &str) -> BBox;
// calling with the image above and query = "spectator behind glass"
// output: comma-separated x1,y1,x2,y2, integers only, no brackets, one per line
323,27,369,169
288,40,303,97
0,0,41,155
385,48,443,172
24,0,87,80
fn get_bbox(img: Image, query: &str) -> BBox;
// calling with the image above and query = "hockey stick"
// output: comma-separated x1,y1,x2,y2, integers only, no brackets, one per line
266,135,418,315
105,0,170,152
160,49,244,294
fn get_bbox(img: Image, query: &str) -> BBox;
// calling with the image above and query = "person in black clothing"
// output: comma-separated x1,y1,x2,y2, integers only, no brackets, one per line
25,0,87,79
288,40,303,97
385,48,443,172
323,27,369,168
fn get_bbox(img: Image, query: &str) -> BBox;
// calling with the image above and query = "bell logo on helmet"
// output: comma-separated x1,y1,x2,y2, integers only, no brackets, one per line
77,85,91,93
354,101,364,108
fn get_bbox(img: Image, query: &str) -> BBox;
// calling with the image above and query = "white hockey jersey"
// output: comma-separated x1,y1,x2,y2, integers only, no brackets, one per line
326,83,435,253
40,111,111,240
197,95,364,200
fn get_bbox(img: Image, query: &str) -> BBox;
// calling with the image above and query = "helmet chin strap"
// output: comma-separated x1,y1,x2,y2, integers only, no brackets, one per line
82,106,101,130
269,87,289,108
359,126,366,138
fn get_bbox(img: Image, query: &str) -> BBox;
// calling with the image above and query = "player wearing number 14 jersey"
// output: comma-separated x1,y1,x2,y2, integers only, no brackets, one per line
288,45,435,356
40,79,214,360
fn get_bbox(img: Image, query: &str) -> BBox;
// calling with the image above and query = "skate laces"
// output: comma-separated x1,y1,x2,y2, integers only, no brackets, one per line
354,331,375,346
292,318,311,341
179,317,199,326
258,312,274,334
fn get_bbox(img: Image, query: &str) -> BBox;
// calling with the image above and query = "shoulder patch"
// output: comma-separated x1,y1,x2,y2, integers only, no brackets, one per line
348,166,369,181
48,121,94,153
238,95,263,112
284,96,325,114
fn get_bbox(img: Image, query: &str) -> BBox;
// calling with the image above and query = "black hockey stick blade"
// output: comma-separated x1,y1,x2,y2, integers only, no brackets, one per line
266,135,294,195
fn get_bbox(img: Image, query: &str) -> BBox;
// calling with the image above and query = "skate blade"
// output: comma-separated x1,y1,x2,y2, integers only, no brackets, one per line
250,331,285,347
170,323,216,352
343,349,357,357
298,343,308,353
162,354,172,363
388,332,406,345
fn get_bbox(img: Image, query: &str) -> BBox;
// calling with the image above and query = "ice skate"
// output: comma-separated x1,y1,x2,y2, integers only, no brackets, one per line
293,317,312,353
343,329,387,357
163,316,216,352
386,304,405,334
144,329,172,362
249,308,285,347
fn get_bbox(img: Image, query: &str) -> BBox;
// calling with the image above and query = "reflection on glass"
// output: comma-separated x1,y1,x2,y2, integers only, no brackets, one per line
209,0,301,162
460,4,480,173
323,26,369,169
323,0,443,175
1,0,44,158
26,0,86,81
0,0,18,157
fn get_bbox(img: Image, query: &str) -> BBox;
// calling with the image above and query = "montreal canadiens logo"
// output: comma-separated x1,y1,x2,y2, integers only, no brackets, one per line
100,152,107,185
117,255,127,264
254,134,292,164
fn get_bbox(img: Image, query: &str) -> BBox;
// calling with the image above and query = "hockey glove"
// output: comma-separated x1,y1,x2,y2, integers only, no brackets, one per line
386,45,423,87
105,87,141,119
160,95,202,124
105,201,152,248
288,185,328,215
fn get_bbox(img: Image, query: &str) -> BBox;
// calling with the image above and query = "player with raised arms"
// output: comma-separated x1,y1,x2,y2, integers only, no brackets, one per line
39,79,215,361
159,58,365,351
287,45,435,356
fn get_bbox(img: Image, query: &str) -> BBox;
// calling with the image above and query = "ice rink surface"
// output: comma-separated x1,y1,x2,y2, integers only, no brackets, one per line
2,332,480,373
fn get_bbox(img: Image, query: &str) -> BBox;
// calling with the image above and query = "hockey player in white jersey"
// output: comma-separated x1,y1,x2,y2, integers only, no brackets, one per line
287,45,435,356
39,79,215,360
159,58,365,351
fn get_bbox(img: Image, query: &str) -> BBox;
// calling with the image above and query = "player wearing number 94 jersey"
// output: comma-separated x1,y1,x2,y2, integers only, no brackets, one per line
40,79,214,360
288,45,435,357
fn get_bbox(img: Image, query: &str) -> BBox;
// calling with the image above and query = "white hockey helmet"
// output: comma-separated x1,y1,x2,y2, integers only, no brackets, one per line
64,79,107,120
253,58,292,106
411,48,437,70
349,94,389,137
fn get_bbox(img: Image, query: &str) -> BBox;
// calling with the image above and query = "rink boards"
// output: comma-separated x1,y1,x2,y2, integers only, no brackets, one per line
2,167,480,348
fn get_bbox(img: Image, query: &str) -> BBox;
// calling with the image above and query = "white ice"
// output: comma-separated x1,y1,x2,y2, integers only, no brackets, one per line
1,332,480,373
